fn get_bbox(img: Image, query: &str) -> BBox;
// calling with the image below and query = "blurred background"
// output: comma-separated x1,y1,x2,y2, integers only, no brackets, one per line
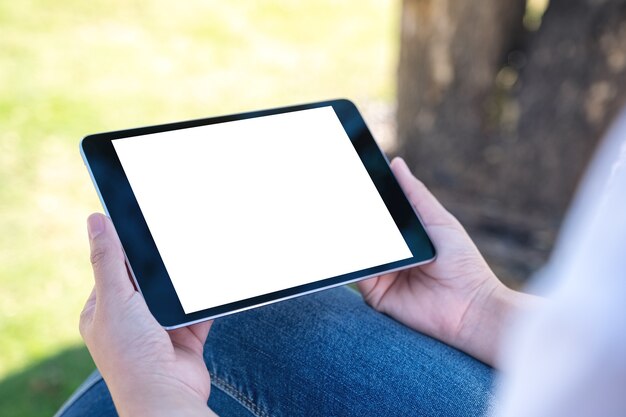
1,0,624,415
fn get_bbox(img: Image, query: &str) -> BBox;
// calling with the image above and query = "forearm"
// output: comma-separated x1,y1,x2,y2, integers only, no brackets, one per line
452,283,541,367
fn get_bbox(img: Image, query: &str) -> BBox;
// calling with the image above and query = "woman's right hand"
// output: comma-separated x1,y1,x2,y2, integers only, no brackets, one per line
358,157,537,366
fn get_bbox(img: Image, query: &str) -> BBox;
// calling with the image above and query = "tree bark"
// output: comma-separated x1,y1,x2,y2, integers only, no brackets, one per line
499,0,626,218
396,0,626,283
396,0,526,191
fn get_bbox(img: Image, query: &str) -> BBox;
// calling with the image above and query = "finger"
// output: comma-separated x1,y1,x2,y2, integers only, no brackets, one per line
87,213,135,305
390,157,457,227
188,320,213,342
168,320,213,354
356,277,376,299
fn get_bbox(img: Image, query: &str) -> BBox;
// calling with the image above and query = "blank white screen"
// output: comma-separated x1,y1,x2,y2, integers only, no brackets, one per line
113,106,411,314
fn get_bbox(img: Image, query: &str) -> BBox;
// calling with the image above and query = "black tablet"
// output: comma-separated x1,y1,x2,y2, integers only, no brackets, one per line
81,99,436,328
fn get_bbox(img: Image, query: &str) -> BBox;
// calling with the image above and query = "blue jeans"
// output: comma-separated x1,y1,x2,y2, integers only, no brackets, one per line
55,287,494,416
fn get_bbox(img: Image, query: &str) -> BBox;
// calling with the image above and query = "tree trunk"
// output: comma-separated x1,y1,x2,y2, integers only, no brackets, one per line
396,0,626,284
499,0,626,218
396,0,526,191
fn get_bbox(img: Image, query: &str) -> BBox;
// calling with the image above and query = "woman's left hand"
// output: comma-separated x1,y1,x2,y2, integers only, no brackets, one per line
80,213,217,417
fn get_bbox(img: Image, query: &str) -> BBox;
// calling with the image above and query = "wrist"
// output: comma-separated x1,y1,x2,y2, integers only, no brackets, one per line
107,375,216,417
454,282,538,367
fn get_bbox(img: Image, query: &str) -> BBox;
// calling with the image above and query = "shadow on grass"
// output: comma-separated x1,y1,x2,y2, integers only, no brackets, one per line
0,345,95,417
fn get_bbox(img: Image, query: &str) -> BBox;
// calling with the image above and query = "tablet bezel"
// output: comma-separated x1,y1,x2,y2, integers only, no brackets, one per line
81,99,436,329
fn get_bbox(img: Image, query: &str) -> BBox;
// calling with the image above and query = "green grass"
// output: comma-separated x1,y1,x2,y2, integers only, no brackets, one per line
0,1,397,414
0,346,95,417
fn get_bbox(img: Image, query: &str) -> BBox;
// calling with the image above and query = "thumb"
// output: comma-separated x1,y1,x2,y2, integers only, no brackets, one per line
87,213,135,305
390,157,458,228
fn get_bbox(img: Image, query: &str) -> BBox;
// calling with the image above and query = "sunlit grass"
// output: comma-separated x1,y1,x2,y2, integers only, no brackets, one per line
0,0,397,414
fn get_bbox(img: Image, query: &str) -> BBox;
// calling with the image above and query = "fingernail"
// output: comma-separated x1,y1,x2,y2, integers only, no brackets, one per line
87,214,105,239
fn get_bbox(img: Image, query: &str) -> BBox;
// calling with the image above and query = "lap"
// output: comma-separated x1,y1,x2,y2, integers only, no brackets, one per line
205,286,494,417
57,287,494,417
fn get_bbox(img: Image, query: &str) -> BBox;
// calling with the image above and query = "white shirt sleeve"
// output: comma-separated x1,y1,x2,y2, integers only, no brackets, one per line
492,111,626,417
